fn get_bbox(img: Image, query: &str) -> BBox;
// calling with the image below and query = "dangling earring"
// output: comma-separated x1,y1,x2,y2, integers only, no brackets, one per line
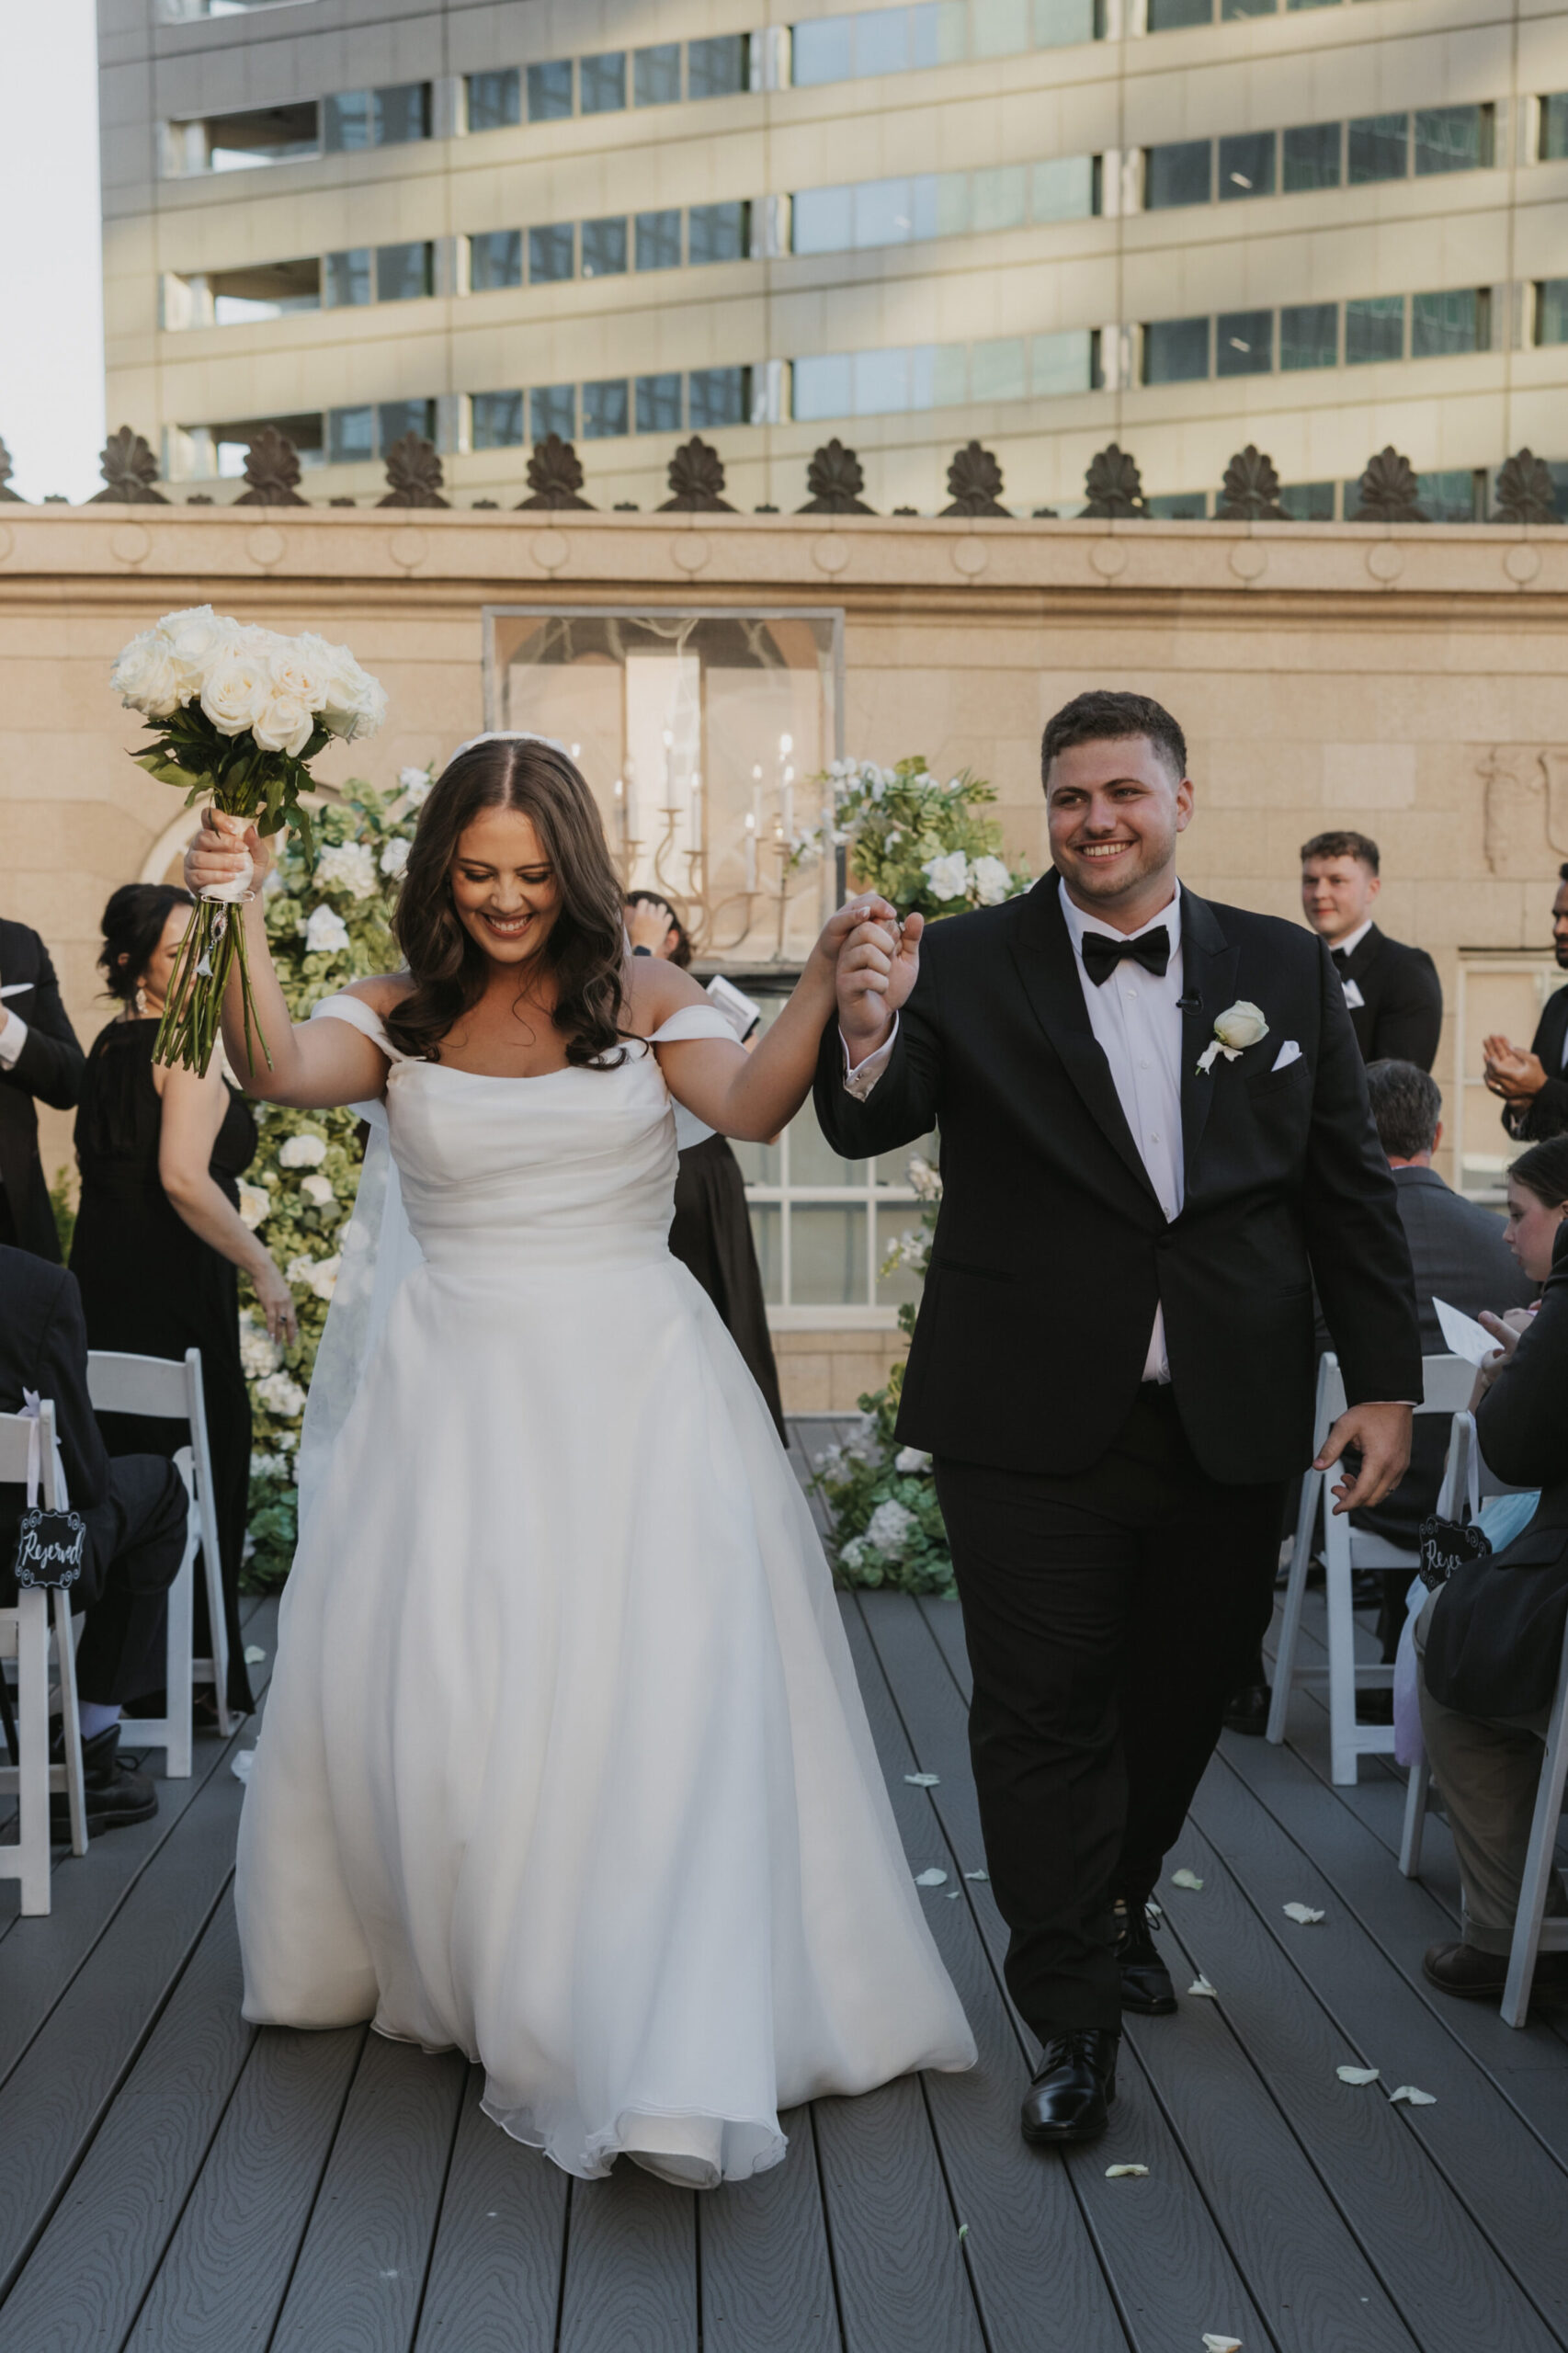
134,983,148,1017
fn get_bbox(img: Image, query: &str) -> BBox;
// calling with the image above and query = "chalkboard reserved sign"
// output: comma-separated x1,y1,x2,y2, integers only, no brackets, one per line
1417,1514,1492,1594
12,1507,87,1591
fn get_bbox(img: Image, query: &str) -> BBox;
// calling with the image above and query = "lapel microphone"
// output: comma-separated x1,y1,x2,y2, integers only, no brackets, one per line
1176,990,1202,1013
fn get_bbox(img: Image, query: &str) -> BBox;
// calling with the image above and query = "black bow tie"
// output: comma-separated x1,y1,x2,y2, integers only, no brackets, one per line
1081,928,1171,987
1331,945,1352,966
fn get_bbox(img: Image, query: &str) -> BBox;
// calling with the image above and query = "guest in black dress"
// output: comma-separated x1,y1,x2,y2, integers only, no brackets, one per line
69,885,298,1720
627,892,787,1438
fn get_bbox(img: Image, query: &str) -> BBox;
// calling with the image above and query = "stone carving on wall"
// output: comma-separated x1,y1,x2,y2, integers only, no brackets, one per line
1216,446,1288,521
658,438,734,512
798,440,873,514
0,438,21,502
233,426,309,506
517,436,594,510
1481,747,1568,874
88,426,167,505
1493,450,1560,527
1353,448,1424,523
377,431,449,507
941,441,1009,517
1083,444,1146,518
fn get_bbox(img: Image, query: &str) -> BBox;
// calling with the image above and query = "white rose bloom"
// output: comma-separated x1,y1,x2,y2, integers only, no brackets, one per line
199,647,271,738
109,631,184,719
314,841,378,900
278,1131,329,1168
251,694,315,757
305,1254,340,1302
238,1313,281,1378
285,1255,314,1286
159,605,238,690
302,903,350,956
318,649,387,741
895,1446,933,1473
380,836,411,878
864,1498,917,1556
235,1180,270,1231
301,1173,335,1207
254,1371,308,1419
266,638,335,715
923,850,970,904
971,855,1014,906
1213,1000,1269,1051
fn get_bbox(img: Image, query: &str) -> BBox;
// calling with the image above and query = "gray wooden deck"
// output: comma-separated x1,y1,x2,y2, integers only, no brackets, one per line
3,1572,1567,2353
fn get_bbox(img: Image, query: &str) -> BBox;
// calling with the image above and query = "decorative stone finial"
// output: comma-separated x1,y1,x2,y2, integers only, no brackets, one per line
799,439,874,515
1493,449,1560,527
88,426,167,505
0,438,21,503
941,441,1009,517
377,431,449,507
1216,445,1288,521
516,435,593,511
234,426,309,506
658,438,734,513
1083,445,1146,518
1353,447,1425,523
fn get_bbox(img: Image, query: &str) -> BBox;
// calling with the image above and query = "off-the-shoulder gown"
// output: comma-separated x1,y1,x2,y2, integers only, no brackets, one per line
233,995,974,2188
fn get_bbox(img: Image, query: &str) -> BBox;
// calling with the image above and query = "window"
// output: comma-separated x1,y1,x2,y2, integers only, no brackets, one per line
467,71,519,132
689,366,752,427
471,231,523,291
324,85,430,150
1414,104,1492,174
324,248,371,307
972,336,1028,400
1280,301,1338,368
972,165,1028,231
172,100,319,173
1147,0,1212,28
636,210,683,270
379,399,436,450
636,373,683,432
689,200,751,264
1145,141,1211,208
1217,308,1272,373
528,224,575,282
1282,121,1341,189
1346,294,1403,362
580,217,628,278
635,44,683,105
1034,0,1096,41
202,257,322,325
1221,0,1275,15
1418,469,1483,520
1148,492,1209,517
472,391,526,449
531,385,576,441
1411,287,1487,356
583,379,631,438
580,52,627,113
1538,279,1568,344
1143,316,1210,381
1348,112,1408,183
527,61,574,122
1220,131,1276,198
329,406,374,464
687,35,750,98
1542,96,1568,160
1033,155,1096,219
1032,329,1093,395
1279,482,1336,517
376,241,433,302
791,4,964,85
183,410,325,478
973,0,1031,54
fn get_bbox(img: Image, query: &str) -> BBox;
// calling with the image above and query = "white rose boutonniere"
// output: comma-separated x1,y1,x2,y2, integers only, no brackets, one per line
1197,1000,1268,1075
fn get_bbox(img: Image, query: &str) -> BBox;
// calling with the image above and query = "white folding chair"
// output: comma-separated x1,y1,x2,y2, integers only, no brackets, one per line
0,1400,88,1914
1502,1615,1568,2027
1268,1351,1475,1783
86,1348,233,1777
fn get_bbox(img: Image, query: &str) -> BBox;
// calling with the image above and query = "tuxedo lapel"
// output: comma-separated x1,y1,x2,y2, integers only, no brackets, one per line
1339,923,1383,987
1179,888,1241,1188
1008,877,1162,1206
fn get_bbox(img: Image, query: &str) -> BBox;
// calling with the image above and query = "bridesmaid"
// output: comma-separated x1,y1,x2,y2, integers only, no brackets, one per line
70,883,297,1721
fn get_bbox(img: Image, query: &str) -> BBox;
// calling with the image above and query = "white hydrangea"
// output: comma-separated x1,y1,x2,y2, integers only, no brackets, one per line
380,836,410,878
286,1251,340,1302
398,766,434,805
238,1313,281,1379
923,850,970,904
971,855,1014,906
838,1539,867,1573
278,1131,328,1168
249,1450,290,1482
301,1173,335,1208
235,1180,270,1231
895,1446,933,1473
864,1498,916,1556
302,904,350,956
254,1370,308,1419
907,1154,942,1200
313,841,378,900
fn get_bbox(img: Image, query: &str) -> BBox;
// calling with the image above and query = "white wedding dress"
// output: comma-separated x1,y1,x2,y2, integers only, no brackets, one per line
234,995,974,2187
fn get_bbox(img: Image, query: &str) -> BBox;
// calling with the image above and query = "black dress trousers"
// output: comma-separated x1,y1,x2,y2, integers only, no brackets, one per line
936,1384,1283,2036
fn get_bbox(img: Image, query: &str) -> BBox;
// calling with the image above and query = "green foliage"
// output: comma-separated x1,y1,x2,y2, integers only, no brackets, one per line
49,1166,76,1261
799,756,1031,922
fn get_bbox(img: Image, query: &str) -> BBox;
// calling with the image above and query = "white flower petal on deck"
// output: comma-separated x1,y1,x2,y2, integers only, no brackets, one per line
1282,1902,1325,1924
1188,1976,1219,1998
1336,2065,1380,2086
1202,2336,1244,2352
1171,1869,1204,1891
1389,2085,1437,2106
1145,1899,1164,1917
964,1870,989,1881
244,1644,267,1664
903,1773,940,1787
1106,2164,1150,2178
231,1749,256,1782
914,1868,949,1887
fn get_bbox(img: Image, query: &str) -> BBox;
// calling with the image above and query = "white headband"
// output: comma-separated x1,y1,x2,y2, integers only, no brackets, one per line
449,729,572,764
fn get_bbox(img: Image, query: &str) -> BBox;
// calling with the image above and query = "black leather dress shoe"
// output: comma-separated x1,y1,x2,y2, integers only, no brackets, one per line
1423,1939,1568,2001
1115,1900,1177,2015
1020,2028,1119,2145
50,1723,158,1834
1222,1680,1271,1737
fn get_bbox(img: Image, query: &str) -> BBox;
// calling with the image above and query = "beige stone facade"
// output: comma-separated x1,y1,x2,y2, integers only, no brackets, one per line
1,501,1563,1404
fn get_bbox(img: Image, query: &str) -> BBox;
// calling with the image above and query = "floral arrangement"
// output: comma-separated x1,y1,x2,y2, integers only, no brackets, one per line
236,766,430,1587
110,606,386,1075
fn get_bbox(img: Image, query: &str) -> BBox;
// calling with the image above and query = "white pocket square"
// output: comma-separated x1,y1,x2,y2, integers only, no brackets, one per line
1342,978,1365,1009
1271,1040,1303,1073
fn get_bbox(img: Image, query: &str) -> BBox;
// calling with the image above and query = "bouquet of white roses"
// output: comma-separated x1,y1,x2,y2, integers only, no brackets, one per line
111,605,386,1074
792,756,1030,922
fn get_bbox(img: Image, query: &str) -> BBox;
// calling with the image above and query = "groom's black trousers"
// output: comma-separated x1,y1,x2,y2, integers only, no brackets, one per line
936,1385,1283,2036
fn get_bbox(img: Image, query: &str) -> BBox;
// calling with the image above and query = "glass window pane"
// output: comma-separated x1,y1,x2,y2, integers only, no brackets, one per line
971,164,1028,231
1280,301,1337,368
1216,307,1272,373
1287,0,1340,10
913,1,968,66
636,371,684,431
855,346,914,413
1345,294,1403,362
373,84,429,145
528,223,575,282
688,199,750,263
1148,0,1212,26
1417,469,1480,520
472,391,525,449
1143,315,1210,381
583,378,630,438
1282,120,1341,189
1542,96,1568,162
1145,141,1211,209
793,186,853,253
328,404,373,462
929,343,964,407
1411,287,1481,356
580,51,627,114
471,229,522,290
854,7,912,74
1034,0,1096,42
1219,131,1275,199
378,399,435,451
530,385,575,440
1031,328,1092,394
1348,112,1408,183
637,209,684,269
791,16,852,85
323,91,370,151
1031,154,1094,219
324,247,371,306
1279,480,1336,517
748,1203,782,1304
973,0,1030,55
1414,104,1490,174
972,335,1027,400
527,61,574,122
791,353,851,420
467,70,519,132
688,365,750,427
790,1204,869,1305
1147,491,1208,517
1538,278,1568,345
375,240,432,301
851,176,912,245
1221,0,1275,17
790,1116,864,1185
687,34,749,98
580,216,628,278
634,43,683,105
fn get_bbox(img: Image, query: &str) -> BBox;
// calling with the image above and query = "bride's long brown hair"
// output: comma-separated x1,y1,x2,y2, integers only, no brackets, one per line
385,738,629,1066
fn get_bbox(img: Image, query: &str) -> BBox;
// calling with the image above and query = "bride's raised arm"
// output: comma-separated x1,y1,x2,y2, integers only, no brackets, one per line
636,893,900,1143
184,808,392,1109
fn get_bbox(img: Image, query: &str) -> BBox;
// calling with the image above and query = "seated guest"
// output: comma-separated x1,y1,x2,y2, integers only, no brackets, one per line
1415,1199,1568,2003
1483,864,1568,1143
0,1245,188,1830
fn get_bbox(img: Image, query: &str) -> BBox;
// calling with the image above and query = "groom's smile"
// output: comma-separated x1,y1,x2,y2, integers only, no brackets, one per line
1046,733,1195,934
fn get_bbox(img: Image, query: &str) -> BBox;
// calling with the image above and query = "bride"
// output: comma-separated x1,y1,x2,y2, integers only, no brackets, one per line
188,733,974,2188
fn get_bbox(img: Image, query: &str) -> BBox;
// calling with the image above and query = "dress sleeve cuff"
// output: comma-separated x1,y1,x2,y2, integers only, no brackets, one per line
841,1017,898,1100
0,1009,29,1070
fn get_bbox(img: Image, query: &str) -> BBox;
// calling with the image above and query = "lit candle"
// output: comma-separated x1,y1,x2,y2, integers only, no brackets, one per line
778,733,794,838
612,776,626,853
744,810,757,891
662,726,677,813
624,754,639,844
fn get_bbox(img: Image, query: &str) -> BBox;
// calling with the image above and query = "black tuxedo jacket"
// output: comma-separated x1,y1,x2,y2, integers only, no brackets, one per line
0,918,85,1260
1332,923,1443,1072
0,1249,129,1607
1501,981,1568,1144
813,875,1422,1483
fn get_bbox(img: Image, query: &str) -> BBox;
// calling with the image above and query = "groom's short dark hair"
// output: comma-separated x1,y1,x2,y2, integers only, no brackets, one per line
1040,692,1187,789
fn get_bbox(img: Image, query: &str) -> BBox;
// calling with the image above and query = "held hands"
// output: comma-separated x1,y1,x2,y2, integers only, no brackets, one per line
1483,1032,1547,1101
826,899,925,1060
184,806,269,899
1314,1399,1413,1517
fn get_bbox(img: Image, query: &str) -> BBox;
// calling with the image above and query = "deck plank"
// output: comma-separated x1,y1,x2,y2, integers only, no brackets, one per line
699,2108,841,2353
556,2167,698,2353
410,2069,568,2352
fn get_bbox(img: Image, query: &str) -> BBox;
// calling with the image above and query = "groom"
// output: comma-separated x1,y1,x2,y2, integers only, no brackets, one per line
815,691,1420,2144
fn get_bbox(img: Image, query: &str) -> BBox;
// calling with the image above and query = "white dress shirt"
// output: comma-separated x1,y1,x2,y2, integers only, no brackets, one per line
1329,916,1375,964
0,1007,27,1071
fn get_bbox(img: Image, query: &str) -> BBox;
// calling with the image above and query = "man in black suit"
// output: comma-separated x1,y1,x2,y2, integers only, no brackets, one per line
816,691,1420,2147
1483,862,1568,1142
0,1246,187,1830
1300,830,1443,1072
0,916,86,1259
